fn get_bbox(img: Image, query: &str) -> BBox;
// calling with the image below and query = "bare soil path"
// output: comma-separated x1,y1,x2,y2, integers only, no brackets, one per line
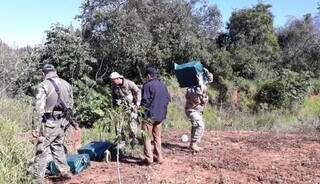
49,129,320,184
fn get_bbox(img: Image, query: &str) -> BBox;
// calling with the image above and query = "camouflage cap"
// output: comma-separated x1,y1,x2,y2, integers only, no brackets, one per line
42,64,56,73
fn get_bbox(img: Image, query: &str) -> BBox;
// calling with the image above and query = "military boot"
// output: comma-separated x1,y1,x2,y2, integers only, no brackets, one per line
190,142,203,152
60,172,72,180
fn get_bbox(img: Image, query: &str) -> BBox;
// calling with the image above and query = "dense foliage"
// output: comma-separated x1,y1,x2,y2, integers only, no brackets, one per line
14,24,110,126
78,0,222,81
1,1,320,126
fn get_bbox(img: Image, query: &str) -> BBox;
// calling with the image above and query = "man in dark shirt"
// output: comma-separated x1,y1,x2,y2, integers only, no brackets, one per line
140,67,170,165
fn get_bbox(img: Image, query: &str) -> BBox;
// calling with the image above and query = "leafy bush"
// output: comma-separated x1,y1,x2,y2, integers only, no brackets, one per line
235,79,257,111
309,79,320,95
15,24,110,127
73,78,111,127
255,70,310,109
300,95,320,118
0,41,27,95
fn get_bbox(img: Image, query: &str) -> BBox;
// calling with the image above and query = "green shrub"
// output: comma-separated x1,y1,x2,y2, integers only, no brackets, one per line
309,79,320,95
0,118,33,184
235,79,257,111
73,78,111,127
301,95,320,114
0,96,33,183
255,70,310,109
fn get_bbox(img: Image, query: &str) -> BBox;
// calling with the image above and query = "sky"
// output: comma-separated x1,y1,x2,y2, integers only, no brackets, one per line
0,0,318,48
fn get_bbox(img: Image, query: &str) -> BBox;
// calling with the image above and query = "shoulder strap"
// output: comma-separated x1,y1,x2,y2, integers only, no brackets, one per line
47,78,68,110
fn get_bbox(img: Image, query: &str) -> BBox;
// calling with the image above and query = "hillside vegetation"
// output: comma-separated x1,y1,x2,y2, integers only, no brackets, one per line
0,1,320,183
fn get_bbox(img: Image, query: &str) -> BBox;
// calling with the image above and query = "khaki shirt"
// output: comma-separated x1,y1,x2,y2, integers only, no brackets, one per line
111,78,141,108
33,72,73,130
185,84,208,112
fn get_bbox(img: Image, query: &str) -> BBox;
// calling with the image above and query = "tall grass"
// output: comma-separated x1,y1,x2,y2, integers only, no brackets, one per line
0,96,34,184
165,77,320,133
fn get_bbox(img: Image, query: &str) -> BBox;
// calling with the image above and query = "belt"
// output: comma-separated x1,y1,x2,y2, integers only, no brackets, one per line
43,112,65,121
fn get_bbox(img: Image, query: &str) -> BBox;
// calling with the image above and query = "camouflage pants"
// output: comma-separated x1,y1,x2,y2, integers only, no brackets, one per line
186,110,205,143
28,118,69,182
128,110,139,137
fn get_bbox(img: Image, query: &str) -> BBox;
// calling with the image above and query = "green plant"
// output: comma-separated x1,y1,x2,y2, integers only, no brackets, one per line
0,96,34,183
0,119,33,184
255,70,311,109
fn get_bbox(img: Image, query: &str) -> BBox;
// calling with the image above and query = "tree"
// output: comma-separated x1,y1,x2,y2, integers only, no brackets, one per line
16,24,110,126
0,41,28,95
78,0,222,82
277,14,320,78
226,3,280,79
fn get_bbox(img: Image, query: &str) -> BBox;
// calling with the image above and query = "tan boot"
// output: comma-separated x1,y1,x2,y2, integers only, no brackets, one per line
190,142,203,152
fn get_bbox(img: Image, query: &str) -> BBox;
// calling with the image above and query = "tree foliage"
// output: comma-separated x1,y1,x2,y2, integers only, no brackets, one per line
277,14,320,78
16,24,110,126
78,0,222,82
0,41,29,95
255,70,311,109
225,3,280,80
3,0,320,125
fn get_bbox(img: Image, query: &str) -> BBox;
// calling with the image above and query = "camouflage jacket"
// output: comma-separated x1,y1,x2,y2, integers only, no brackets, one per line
33,72,73,131
185,84,208,112
185,68,213,112
111,78,141,108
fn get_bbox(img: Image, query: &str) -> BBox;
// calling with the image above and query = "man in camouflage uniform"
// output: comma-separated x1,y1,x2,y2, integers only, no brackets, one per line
110,72,141,139
28,64,73,183
185,68,213,151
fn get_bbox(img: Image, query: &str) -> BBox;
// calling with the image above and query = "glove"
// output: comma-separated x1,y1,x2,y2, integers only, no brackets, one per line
203,68,213,83
31,130,39,138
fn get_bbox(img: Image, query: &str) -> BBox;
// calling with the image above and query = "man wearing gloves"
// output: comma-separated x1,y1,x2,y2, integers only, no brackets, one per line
110,72,141,140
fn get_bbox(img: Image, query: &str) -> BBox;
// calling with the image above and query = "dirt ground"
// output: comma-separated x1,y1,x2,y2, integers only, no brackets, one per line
48,129,320,184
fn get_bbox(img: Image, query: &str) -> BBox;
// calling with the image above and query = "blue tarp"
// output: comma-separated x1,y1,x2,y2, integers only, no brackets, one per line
77,141,114,161
48,154,90,175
